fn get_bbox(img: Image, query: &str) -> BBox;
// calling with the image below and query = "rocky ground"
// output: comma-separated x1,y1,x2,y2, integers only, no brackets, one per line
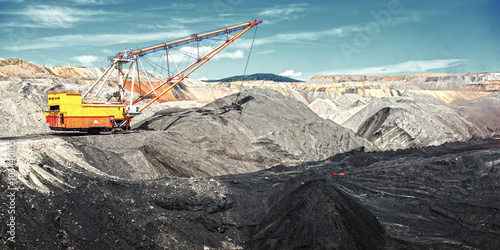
1,58,500,249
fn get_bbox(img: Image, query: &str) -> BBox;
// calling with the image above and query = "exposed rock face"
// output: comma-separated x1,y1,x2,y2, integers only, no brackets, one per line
302,72,500,104
308,72,500,85
303,72,500,151
0,58,162,81
124,80,197,102
186,80,310,105
0,58,49,77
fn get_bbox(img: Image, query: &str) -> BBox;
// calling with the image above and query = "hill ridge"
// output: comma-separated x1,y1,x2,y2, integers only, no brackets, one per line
205,73,304,83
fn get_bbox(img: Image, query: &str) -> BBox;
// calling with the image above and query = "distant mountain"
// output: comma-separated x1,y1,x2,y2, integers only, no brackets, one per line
205,73,304,83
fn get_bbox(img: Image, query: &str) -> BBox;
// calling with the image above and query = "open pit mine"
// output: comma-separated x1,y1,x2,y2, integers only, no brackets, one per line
1,55,500,249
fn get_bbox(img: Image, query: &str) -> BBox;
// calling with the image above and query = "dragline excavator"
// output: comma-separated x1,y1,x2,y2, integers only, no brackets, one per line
44,19,261,133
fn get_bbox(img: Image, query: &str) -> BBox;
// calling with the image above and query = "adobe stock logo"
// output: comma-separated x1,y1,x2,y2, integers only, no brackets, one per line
340,0,404,63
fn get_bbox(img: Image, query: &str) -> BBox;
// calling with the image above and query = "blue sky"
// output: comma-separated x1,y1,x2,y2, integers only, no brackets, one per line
0,0,499,80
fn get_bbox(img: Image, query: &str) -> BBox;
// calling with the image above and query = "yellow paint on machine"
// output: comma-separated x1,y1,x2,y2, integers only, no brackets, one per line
45,91,128,131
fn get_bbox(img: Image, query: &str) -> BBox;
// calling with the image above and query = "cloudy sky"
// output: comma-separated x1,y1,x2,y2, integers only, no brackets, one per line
0,0,498,80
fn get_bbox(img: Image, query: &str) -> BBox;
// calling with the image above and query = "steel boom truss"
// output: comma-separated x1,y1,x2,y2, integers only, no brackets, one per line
85,19,261,112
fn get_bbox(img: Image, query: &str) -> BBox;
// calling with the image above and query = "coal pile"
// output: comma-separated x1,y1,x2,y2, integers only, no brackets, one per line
311,139,500,249
134,88,375,163
2,139,499,249
57,89,374,180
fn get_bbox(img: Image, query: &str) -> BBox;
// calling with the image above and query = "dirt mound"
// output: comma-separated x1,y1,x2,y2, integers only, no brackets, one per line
34,89,372,181
342,97,472,150
2,139,499,249
321,139,500,249
248,178,385,249
132,88,374,171
0,89,51,137
307,98,341,119
0,156,386,249
0,89,375,194
308,91,498,151
450,94,500,138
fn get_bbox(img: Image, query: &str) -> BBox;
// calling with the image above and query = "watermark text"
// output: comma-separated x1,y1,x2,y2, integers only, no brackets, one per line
5,141,17,243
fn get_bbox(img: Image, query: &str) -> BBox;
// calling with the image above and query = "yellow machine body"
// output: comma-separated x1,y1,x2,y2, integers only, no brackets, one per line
45,91,130,132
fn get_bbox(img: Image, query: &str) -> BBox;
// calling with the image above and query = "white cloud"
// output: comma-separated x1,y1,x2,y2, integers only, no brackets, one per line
26,5,78,28
145,2,196,11
74,55,99,67
259,3,308,24
257,49,276,55
259,3,308,16
231,9,420,49
169,16,216,24
279,69,302,78
101,48,114,55
394,12,422,24
6,30,192,51
270,26,361,42
70,0,101,4
198,77,208,81
0,4,115,29
322,59,467,75
230,26,364,50
21,5,109,28
69,0,119,4
137,22,186,31
177,46,244,60
217,49,244,60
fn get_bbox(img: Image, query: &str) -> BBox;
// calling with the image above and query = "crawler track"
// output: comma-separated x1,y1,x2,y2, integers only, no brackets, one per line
0,131,139,143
